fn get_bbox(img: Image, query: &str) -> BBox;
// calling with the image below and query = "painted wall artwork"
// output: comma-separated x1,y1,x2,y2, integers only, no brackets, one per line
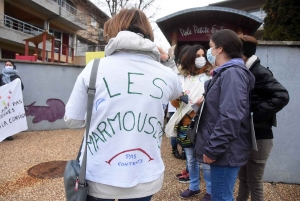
24,99,65,123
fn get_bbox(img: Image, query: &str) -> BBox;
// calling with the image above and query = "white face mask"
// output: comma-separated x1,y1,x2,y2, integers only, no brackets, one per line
195,57,206,69
5,66,14,70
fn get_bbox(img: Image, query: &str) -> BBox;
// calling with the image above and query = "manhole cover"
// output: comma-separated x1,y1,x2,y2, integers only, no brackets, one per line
28,161,67,179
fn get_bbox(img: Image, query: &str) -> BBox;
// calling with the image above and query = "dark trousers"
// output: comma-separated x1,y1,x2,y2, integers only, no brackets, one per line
86,195,153,201
237,139,273,201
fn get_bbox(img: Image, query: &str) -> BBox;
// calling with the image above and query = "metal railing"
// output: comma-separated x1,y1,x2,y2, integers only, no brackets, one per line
50,0,77,15
76,45,105,56
0,12,44,36
87,45,105,52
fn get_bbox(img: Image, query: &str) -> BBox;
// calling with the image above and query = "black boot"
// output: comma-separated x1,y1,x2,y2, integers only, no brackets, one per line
172,146,181,159
4,136,13,141
181,149,186,160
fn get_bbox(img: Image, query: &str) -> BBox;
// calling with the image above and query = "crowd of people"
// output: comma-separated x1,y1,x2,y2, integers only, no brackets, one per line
64,8,289,201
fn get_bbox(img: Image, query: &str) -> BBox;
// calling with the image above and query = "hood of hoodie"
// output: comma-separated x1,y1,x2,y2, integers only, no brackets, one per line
104,31,160,62
214,58,255,90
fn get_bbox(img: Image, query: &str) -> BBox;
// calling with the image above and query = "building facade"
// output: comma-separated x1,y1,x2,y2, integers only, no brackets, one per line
156,6,262,50
209,0,267,39
0,0,109,62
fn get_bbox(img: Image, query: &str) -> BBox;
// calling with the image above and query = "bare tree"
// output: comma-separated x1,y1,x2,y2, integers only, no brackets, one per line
71,0,162,54
93,0,160,19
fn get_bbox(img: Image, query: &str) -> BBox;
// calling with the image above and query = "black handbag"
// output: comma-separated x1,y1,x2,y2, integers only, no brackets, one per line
186,100,204,144
64,59,100,201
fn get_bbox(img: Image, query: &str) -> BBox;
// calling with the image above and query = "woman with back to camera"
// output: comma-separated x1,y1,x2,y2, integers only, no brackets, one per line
0,60,24,141
64,8,182,201
165,44,213,199
194,29,255,201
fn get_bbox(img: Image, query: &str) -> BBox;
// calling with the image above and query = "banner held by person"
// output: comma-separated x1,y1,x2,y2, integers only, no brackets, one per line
0,79,28,142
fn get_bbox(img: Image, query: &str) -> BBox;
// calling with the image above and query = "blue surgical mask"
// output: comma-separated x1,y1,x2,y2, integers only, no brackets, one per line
206,48,216,66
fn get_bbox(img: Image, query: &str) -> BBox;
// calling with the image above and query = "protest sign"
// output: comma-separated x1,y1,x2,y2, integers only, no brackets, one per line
0,79,28,142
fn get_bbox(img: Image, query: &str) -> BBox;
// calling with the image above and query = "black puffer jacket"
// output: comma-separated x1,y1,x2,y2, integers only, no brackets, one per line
249,57,289,139
0,74,24,90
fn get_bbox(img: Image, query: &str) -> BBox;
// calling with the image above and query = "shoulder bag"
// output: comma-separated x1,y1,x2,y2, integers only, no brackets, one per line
186,68,228,143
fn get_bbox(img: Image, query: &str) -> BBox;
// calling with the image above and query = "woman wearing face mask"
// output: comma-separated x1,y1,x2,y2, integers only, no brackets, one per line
165,45,213,199
194,29,255,201
0,60,24,141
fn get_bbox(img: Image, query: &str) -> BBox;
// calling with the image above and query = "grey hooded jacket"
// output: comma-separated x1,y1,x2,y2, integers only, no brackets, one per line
195,58,255,167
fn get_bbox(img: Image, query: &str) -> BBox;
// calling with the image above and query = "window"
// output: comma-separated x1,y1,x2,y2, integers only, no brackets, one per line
98,28,104,41
91,18,97,28
88,45,96,52
49,30,62,54
76,39,89,56
69,35,73,56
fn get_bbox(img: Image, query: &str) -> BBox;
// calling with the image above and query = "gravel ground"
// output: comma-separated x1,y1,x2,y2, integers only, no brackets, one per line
0,129,299,201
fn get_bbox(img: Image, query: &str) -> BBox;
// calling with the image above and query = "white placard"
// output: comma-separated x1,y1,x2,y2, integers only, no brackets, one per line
0,79,28,142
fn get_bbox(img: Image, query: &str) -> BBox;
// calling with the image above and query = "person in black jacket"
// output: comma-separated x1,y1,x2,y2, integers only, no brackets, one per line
237,35,289,201
0,60,24,141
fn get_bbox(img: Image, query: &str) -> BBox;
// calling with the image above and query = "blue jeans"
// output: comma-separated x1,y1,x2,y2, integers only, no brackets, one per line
202,164,211,194
184,147,200,191
86,195,152,201
211,165,240,201
170,137,177,147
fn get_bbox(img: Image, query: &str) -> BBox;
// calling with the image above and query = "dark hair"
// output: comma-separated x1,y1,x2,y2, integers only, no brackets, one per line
181,45,213,75
238,35,258,58
175,44,191,64
211,29,242,59
5,60,16,69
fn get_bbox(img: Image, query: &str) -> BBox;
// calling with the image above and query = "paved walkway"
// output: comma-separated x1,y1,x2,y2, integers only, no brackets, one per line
0,129,299,200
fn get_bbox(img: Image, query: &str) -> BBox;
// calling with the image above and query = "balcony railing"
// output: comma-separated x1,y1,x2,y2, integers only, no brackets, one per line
50,0,77,15
76,44,105,56
0,12,44,36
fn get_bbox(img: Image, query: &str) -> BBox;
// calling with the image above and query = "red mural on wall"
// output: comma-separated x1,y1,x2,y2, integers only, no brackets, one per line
24,99,65,123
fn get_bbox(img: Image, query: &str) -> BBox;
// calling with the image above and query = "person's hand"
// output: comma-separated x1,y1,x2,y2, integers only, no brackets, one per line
157,46,170,62
196,96,204,106
203,154,215,164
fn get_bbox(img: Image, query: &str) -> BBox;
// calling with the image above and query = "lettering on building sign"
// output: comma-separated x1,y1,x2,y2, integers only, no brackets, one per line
179,25,224,37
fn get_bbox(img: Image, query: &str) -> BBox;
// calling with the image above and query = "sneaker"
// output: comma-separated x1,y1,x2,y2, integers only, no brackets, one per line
4,136,13,141
172,149,182,159
178,176,190,183
175,169,188,179
202,193,212,201
180,189,200,198
178,173,190,184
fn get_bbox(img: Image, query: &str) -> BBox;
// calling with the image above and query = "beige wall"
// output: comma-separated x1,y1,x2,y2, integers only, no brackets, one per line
73,55,86,65
0,0,4,13
0,0,4,23
46,52,73,64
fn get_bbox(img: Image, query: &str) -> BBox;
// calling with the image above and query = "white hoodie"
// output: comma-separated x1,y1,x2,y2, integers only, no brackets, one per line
65,31,182,199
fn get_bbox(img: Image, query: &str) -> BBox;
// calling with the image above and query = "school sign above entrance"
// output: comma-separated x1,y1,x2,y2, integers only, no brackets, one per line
156,6,263,46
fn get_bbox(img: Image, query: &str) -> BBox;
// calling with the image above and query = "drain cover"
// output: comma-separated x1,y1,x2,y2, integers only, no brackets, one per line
28,161,67,179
